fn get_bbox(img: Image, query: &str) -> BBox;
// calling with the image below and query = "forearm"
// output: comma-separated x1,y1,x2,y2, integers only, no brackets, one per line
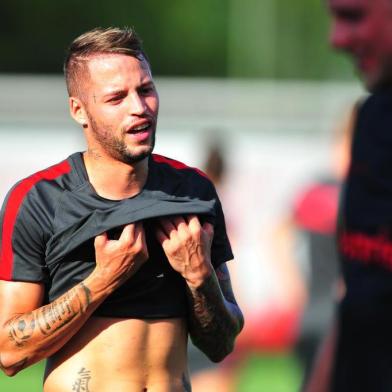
186,271,244,362
0,273,108,376
305,319,338,392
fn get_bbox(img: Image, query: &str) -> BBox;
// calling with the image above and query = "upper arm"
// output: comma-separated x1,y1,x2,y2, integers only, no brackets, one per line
0,281,44,326
0,185,47,325
0,184,48,283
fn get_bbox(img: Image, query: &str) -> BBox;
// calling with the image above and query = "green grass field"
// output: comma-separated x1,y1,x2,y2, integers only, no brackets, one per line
0,353,302,392
235,353,302,392
0,361,45,392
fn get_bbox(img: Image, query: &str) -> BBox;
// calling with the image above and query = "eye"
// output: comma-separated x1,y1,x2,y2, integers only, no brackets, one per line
337,9,365,23
107,93,126,104
139,84,155,96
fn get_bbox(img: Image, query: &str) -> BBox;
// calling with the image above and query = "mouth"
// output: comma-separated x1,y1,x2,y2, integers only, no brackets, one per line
127,120,152,134
125,120,153,142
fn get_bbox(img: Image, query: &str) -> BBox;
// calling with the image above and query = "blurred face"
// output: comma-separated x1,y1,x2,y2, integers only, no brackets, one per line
328,0,392,90
82,53,159,164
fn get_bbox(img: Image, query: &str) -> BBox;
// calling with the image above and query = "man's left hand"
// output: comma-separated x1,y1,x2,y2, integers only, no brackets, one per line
155,215,214,287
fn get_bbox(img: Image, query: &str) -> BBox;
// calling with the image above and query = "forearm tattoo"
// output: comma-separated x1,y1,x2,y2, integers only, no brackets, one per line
187,264,243,362
5,282,91,349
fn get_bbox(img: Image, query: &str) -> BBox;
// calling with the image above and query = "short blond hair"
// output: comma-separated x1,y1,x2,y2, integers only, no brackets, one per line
64,27,146,98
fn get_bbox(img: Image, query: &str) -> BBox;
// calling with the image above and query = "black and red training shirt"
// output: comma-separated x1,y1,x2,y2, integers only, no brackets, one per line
0,152,233,318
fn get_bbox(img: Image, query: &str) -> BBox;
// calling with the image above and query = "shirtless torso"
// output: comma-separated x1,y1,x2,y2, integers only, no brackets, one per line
44,317,189,392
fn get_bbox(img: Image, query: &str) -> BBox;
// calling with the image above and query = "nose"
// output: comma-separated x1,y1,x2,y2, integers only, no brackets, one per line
330,20,353,51
129,93,147,116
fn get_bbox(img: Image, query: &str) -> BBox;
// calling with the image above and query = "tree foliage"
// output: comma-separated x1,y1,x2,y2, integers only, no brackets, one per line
0,0,353,80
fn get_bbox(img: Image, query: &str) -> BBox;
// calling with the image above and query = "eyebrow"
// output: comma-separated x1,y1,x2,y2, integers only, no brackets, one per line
101,79,155,98
140,79,154,87
102,89,127,98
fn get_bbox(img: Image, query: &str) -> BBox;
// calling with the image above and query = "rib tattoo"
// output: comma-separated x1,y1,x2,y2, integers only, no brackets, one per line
72,367,92,392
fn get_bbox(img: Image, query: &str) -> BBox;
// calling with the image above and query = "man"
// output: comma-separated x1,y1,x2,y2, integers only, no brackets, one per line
0,27,243,392
306,0,392,390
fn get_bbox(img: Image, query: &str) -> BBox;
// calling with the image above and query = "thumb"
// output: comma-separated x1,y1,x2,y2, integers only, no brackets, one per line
94,231,108,249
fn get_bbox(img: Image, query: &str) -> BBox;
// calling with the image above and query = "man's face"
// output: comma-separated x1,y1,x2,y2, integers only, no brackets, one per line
328,0,392,90
82,53,159,164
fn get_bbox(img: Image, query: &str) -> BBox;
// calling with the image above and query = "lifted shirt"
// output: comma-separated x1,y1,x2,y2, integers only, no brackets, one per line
0,152,233,318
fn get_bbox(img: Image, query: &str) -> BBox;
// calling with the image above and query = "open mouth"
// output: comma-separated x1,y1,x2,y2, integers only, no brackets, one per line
130,122,151,133
125,121,153,142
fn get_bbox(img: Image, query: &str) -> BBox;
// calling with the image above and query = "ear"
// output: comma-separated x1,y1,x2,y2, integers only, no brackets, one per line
69,97,88,127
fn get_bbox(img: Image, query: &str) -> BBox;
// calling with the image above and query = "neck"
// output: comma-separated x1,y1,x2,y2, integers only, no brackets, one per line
83,149,149,200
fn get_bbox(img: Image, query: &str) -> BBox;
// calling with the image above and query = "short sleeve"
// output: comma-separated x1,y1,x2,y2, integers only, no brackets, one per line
0,184,48,282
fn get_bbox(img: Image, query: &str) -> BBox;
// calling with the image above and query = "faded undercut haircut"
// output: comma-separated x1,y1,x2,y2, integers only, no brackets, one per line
64,27,147,98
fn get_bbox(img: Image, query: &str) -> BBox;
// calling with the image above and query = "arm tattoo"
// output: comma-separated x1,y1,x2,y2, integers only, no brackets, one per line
187,263,243,362
5,282,91,348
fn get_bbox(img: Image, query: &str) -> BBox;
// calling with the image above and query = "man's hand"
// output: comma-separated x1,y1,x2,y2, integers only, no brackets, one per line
94,223,149,292
155,215,214,287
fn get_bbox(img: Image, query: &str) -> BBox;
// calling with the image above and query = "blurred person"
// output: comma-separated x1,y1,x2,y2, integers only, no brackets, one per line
284,106,355,386
190,139,244,392
203,140,226,187
0,27,243,392
190,140,235,391
191,139,307,392
307,1,392,390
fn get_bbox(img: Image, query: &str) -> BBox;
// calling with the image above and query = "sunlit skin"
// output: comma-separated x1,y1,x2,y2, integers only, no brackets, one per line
0,51,242,392
69,53,159,200
328,0,392,90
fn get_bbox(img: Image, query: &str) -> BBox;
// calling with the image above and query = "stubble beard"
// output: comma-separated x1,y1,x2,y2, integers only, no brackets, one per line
88,115,156,164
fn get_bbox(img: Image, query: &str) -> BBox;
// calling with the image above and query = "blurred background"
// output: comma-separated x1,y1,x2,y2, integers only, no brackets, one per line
0,1,364,391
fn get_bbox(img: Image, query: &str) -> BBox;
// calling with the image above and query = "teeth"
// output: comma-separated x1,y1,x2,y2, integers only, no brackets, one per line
133,123,150,132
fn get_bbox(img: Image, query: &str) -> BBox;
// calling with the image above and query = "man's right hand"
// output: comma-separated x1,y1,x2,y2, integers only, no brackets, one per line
0,223,149,376
93,223,149,292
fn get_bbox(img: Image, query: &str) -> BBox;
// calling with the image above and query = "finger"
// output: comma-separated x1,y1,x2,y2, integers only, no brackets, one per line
155,226,169,245
202,222,214,238
172,216,190,239
119,223,136,243
184,214,197,224
94,231,108,249
134,223,148,253
159,218,177,238
188,215,201,231
133,222,145,242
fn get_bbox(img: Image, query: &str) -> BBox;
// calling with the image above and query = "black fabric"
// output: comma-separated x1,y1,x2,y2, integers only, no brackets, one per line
0,152,233,319
333,92,392,391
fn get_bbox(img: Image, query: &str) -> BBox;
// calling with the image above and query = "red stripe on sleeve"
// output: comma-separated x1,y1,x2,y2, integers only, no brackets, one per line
152,154,209,179
0,160,71,280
